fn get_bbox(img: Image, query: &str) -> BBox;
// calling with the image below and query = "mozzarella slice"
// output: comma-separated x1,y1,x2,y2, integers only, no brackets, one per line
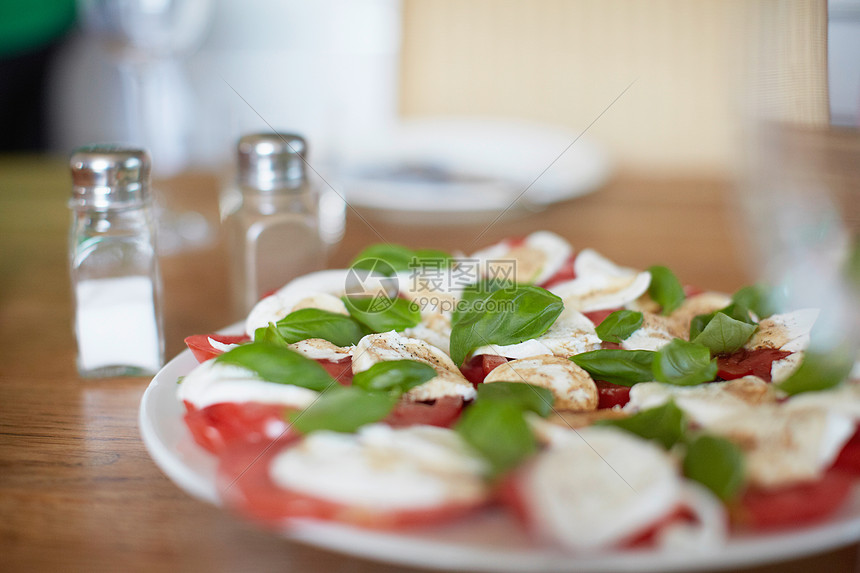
469,231,573,285
353,331,477,401
269,424,489,512
625,377,777,427
745,309,819,352
706,405,854,488
622,312,685,351
396,270,462,316
549,249,651,312
770,351,804,384
483,355,598,411
177,359,319,410
472,307,600,359
208,337,240,353
521,426,682,552
246,290,350,336
288,338,354,361
403,312,452,355
668,292,733,337
784,378,860,421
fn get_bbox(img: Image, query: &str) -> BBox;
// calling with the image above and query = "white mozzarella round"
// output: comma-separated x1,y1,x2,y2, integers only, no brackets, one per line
269,424,489,511
483,355,598,411
473,307,600,359
621,313,683,351
288,339,354,361
549,249,651,312
521,426,682,552
744,308,819,352
178,359,319,410
469,231,573,285
353,331,476,401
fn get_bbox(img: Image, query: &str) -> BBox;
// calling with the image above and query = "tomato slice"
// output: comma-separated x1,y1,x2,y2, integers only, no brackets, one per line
733,470,854,530
384,396,465,428
716,348,791,382
833,428,860,475
540,254,577,289
183,401,296,454
595,380,631,409
218,436,485,529
460,355,509,386
318,357,353,386
184,334,251,363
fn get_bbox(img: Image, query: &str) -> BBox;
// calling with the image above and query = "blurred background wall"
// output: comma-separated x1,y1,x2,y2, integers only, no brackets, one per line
1,0,855,176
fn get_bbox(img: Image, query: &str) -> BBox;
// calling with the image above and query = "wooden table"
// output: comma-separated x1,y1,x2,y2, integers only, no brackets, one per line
1,155,858,572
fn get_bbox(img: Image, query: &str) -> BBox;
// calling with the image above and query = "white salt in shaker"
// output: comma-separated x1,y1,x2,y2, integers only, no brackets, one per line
69,146,165,377
224,133,328,316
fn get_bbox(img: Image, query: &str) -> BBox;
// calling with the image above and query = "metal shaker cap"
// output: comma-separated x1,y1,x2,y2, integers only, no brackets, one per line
237,133,306,191
69,145,151,209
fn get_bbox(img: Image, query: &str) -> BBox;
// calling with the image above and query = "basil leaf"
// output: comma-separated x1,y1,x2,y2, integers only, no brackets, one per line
478,381,555,417
595,310,644,343
254,322,290,347
350,244,452,275
215,342,335,391
569,349,656,386
732,283,779,319
449,285,563,366
455,399,536,476
289,387,398,434
778,347,856,396
683,434,745,501
352,360,437,394
452,278,515,323
271,308,366,347
343,296,421,332
689,303,755,340
648,265,686,315
598,400,686,449
692,312,758,355
653,339,718,386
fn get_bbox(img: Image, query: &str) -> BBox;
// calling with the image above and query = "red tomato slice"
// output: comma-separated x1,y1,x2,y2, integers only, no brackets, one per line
540,254,577,289
184,334,251,363
594,380,631,409
318,357,353,386
833,428,860,475
716,348,791,382
460,355,509,386
733,470,854,530
218,436,485,529
384,396,465,428
584,307,623,326
183,401,296,454
623,505,696,548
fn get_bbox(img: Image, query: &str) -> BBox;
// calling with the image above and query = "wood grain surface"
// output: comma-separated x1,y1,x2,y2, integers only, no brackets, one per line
1,155,857,572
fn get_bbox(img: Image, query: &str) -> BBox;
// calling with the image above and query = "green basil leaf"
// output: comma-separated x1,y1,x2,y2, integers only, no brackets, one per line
254,322,290,347
452,278,515,323
692,312,758,355
271,308,366,347
343,296,421,332
449,285,563,366
569,349,656,386
350,244,452,275
215,342,335,391
352,360,437,394
732,283,779,319
689,303,755,340
653,339,718,386
683,434,745,501
478,381,555,417
595,310,644,343
455,399,537,476
289,387,398,434
648,265,686,315
778,347,856,396
598,400,686,449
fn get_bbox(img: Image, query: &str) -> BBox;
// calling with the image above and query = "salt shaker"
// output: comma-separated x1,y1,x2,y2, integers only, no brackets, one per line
224,133,328,316
69,146,165,377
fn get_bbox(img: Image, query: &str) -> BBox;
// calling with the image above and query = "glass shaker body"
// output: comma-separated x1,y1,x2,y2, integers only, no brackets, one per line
69,147,165,377
225,133,328,317
225,182,327,316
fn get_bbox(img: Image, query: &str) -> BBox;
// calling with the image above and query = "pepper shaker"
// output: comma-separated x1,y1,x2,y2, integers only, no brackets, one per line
69,146,165,377
224,133,328,316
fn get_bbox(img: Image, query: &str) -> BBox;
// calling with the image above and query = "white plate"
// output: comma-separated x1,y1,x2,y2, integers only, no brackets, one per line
140,334,860,572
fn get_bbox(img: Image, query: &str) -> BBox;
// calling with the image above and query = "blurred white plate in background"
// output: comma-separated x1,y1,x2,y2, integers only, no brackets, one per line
334,118,611,219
